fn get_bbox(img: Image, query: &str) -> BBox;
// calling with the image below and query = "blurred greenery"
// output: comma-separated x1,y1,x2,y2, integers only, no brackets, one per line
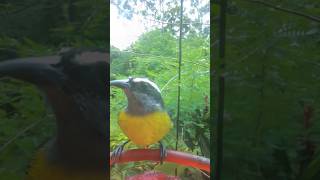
212,0,320,180
0,0,108,179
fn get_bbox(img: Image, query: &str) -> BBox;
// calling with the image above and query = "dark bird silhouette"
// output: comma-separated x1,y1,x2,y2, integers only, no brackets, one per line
0,48,108,180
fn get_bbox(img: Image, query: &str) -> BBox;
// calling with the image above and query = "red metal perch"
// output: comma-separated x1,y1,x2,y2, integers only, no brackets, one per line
110,149,210,172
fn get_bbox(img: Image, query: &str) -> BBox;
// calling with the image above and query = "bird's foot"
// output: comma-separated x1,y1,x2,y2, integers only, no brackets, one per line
111,140,130,163
159,141,167,165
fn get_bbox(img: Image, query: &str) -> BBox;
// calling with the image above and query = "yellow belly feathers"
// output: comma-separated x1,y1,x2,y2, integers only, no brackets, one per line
119,111,172,147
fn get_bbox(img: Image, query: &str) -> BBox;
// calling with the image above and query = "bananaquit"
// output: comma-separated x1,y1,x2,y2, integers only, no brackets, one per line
110,77,172,163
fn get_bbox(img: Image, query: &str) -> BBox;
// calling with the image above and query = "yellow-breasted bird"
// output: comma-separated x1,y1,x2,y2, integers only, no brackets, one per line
0,48,108,180
110,77,172,163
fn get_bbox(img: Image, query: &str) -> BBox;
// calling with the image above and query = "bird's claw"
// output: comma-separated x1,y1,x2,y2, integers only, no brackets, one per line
159,141,167,165
111,140,129,163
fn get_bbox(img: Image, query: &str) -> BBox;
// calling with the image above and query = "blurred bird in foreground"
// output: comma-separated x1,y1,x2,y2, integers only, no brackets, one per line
0,48,108,180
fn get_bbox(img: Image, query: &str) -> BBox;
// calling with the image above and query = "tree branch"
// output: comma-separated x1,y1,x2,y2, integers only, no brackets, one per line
244,0,320,23
0,118,43,153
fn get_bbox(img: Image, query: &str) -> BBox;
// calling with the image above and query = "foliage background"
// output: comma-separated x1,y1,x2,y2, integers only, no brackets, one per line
0,0,108,179
212,0,320,180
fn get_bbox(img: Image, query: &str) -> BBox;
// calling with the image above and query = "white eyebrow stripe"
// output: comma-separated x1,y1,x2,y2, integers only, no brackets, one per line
133,78,161,93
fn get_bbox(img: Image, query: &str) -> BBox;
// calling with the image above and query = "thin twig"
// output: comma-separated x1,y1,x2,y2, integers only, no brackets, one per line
199,169,210,178
142,16,210,26
0,2,39,16
0,118,43,153
114,3,210,26
160,74,178,92
227,37,280,70
244,0,320,23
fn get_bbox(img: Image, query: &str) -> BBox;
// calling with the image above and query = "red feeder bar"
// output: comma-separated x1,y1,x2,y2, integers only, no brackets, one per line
110,149,210,172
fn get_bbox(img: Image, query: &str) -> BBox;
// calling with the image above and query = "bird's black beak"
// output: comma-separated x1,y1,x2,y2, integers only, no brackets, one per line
0,57,62,85
110,79,130,89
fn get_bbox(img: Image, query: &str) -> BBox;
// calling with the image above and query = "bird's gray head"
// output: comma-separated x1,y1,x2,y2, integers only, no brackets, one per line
110,77,165,115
